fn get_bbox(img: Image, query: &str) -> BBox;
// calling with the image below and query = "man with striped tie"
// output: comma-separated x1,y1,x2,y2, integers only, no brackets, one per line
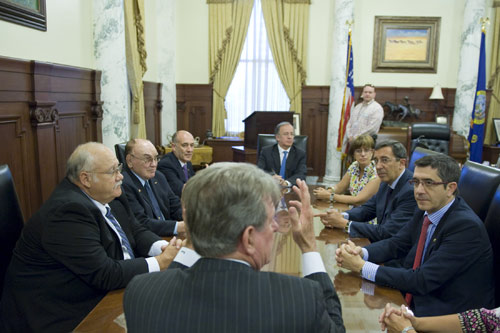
124,163,345,332
257,121,307,186
0,142,182,332
122,139,185,237
335,154,494,317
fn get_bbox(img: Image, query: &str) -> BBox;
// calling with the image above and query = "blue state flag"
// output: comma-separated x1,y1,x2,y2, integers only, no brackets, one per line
468,29,486,162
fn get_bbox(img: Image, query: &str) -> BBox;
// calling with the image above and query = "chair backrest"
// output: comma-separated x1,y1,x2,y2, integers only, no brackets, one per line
408,122,451,155
256,134,308,159
407,147,442,172
114,142,127,165
0,165,24,297
458,161,500,221
484,184,500,307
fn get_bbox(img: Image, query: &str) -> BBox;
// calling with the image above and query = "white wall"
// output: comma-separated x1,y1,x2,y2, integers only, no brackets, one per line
175,0,209,83
0,0,94,68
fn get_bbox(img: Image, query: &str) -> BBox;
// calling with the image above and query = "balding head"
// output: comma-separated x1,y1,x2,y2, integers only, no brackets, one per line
172,130,195,163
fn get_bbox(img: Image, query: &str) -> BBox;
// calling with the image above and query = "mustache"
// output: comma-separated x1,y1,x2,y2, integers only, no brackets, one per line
114,181,122,189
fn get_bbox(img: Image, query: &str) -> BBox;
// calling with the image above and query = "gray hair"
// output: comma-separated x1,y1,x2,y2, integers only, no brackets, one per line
375,139,407,160
414,154,460,195
66,142,102,182
182,162,281,257
274,121,293,135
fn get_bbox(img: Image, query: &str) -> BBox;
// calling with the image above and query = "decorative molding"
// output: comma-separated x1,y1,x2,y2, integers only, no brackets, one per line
91,101,104,118
206,0,233,3
284,0,311,4
29,101,58,125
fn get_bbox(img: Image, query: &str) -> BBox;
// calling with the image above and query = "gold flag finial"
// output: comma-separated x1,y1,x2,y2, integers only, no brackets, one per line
480,17,490,33
346,20,354,33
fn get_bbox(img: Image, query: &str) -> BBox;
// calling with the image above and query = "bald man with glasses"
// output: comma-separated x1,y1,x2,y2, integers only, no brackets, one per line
122,139,185,237
335,154,494,317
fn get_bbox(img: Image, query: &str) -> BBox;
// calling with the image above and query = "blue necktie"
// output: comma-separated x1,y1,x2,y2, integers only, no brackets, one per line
144,181,164,220
105,207,135,259
279,151,288,178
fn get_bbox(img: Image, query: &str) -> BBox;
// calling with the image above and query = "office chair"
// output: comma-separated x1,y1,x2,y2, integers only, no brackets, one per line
408,123,451,155
256,134,308,160
0,164,24,297
407,147,442,172
484,184,500,307
458,161,500,222
114,142,127,165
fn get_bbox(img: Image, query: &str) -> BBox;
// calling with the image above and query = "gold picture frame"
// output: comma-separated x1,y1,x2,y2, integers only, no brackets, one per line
0,0,46,31
372,16,440,73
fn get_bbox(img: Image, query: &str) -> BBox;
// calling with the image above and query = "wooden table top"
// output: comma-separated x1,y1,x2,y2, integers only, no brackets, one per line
74,186,405,332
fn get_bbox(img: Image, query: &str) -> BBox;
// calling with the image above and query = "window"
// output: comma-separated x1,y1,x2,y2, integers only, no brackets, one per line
224,0,289,136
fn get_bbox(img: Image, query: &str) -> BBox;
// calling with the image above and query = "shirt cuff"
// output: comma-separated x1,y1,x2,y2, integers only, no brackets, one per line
361,248,369,261
302,252,326,276
342,212,349,220
173,247,201,267
146,257,160,272
173,222,178,235
361,261,379,282
148,240,169,257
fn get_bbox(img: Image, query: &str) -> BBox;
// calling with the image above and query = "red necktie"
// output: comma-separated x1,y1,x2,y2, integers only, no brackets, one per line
405,215,431,306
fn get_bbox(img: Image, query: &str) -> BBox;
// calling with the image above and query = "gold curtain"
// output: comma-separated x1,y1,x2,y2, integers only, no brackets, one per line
261,0,310,115
208,0,254,137
485,7,500,144
124,0,148,139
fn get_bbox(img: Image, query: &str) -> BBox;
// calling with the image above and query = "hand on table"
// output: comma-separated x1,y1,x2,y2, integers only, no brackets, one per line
335,240,364,273
314,209,347,229
313,187,331,200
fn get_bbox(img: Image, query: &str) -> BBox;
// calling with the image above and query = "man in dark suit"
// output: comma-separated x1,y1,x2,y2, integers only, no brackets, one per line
124,163,345,332
257,121,307,186
158,130,195,197
335,154,495,317
0,142,181,332
122,138,185,237
317,140,417,243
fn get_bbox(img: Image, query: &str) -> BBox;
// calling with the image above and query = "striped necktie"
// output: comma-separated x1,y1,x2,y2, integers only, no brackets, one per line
105,207,135,259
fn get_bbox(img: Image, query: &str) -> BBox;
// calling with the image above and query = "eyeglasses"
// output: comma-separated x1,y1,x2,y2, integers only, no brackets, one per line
354,148,373,154
131,154,161,165
92,163,123,177
409,179,449,188
374,157,395,165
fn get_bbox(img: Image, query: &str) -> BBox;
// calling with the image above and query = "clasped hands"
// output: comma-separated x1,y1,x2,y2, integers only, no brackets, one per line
335,240,365,274
379,303,415,332
314,209,348,229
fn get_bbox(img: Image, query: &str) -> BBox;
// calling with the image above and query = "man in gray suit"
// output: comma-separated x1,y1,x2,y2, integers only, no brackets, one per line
124,163,345,333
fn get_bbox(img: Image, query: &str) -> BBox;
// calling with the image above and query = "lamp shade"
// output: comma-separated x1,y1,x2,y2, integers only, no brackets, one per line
429,84,444,100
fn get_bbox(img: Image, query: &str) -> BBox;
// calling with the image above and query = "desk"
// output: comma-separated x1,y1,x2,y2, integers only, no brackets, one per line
160,146,213,166
75,186,405,332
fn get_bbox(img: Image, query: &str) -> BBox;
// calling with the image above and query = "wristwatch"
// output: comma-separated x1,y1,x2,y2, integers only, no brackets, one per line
344,221,351,233
329,192,335,203
401,326,415,333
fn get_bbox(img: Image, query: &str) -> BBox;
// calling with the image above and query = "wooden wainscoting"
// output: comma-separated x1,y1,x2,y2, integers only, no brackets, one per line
143,81,162,147
176,84,212,142
0,56,102,219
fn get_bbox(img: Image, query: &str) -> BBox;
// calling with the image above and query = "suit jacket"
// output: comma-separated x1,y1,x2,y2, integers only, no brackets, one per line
257,144,307,185
124,258,345,333
348,168,417,242
0,178,160,332
122,169,183,236
157,152,195,197
366,197,495,317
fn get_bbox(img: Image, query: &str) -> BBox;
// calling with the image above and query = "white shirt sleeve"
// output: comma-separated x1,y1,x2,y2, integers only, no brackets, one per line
302,252,326,276
173,247,201,267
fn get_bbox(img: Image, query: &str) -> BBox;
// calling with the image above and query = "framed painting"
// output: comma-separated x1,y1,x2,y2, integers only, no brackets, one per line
372,16,440,73
0,0,46,31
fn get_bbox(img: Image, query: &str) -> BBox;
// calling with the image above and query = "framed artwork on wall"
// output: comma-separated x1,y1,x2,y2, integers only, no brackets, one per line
372,16,440,73
0,0,46,31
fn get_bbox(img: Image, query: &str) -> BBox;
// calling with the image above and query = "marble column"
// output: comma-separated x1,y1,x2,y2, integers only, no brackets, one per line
93,0,130,148
453,0,486,137
156,0,177,145
323,0,354,184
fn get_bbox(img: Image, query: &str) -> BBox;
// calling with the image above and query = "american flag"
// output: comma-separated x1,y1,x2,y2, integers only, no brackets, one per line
337,29,354,155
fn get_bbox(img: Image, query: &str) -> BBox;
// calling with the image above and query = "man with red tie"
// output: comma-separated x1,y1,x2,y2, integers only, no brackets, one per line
158,130,196,197
335,154,494,317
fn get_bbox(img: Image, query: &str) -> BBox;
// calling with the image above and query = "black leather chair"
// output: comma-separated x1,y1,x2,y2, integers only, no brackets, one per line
114,142,127,165
408,123,451,155
458,161,500,222
408,147,442,172
484,184,500,307
0,165,24,298
256,134,308,160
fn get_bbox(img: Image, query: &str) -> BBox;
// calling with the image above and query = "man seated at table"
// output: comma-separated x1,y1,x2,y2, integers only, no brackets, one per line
122,138,185,237
0,142,182,332
257,121,307,186
335,154,495,317
158,130,196,197
317,140,417,243
124,163,345,332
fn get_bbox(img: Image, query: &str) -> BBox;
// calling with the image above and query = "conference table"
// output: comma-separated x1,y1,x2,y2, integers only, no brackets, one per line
74,186,405,332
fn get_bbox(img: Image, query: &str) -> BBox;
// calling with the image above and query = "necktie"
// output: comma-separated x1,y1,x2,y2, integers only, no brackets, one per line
405,215,431,305
105,207,135,259
183,164,189,182
144,181,164,220
279,151,288,178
